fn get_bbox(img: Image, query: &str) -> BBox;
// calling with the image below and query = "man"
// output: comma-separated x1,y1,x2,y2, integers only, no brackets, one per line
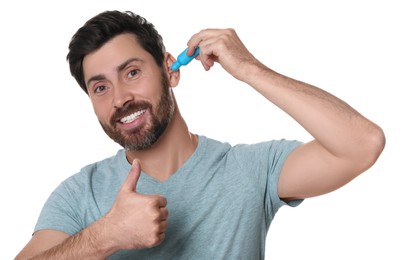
15,10,385,259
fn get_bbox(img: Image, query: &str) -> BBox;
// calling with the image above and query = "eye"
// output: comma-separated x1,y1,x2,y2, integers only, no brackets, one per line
127,69,140,79
94,85,107,94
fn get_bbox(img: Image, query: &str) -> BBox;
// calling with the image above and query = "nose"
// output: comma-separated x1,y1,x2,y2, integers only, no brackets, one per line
112,83,133,109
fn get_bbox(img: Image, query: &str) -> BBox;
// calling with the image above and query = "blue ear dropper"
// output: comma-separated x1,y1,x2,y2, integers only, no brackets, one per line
171,47,200,71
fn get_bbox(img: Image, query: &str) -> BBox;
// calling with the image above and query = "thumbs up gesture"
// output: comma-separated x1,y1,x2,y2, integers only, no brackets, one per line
104,159,168,250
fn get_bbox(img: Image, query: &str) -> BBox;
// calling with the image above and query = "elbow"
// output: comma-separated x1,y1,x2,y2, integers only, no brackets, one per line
358,123,386,171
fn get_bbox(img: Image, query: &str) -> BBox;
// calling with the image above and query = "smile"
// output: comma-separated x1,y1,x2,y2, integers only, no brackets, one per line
120,109,146,124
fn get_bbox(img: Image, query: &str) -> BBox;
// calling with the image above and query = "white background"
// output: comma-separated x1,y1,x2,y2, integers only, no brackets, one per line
1,0,400,259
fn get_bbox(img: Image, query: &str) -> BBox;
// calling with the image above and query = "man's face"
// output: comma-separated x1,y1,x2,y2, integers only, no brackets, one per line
82,33,174,150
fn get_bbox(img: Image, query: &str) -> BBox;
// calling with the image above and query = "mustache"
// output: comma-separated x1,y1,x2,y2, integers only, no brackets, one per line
110,100,152,125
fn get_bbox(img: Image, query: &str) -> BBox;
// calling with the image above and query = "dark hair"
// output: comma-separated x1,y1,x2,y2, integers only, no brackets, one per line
67,10,165,94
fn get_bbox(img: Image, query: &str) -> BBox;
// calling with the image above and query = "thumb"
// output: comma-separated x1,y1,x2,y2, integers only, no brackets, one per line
122,159,141,193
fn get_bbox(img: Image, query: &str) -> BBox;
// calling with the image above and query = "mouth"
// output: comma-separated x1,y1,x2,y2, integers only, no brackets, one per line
119,109,147,124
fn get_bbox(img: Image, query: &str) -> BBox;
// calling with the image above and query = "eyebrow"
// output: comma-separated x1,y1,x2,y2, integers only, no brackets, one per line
86,58,144,87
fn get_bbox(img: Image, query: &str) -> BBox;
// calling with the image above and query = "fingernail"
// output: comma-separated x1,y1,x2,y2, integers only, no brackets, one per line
132,159,138,167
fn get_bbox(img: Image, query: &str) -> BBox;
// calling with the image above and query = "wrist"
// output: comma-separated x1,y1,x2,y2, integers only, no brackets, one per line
83,216,121,258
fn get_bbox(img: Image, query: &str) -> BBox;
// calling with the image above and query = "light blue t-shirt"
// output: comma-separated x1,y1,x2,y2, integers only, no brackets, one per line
35,136,302,259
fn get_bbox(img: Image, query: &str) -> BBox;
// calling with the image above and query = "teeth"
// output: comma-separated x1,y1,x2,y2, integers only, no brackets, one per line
120,109,146,123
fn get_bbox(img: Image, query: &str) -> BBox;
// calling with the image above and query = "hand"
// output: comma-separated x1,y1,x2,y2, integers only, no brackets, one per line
186,28,262,81
104,159,168,250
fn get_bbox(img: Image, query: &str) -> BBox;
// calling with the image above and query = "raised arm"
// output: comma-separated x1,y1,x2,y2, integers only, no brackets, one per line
186,28,385,200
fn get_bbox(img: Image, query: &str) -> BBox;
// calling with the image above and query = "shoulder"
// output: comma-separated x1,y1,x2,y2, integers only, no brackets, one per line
59,149,127,192
200,135,301,159
198,136,301,171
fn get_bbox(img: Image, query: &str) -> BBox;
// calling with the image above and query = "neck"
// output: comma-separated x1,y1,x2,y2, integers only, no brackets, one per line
125,107,197,182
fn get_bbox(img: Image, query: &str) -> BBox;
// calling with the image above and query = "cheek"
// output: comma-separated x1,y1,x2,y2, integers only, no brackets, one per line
138,82,160,98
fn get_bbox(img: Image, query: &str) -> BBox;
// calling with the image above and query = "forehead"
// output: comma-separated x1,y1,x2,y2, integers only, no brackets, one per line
82,33,153,79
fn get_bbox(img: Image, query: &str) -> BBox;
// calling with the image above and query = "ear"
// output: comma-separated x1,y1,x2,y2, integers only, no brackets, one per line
163,52,180,88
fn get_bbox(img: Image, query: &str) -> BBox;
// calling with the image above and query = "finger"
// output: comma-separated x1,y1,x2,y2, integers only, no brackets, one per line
187,33,202,54
198,48,216,71
186,29,212,56
156,232,166,246
187,28,220,48
186,45,197,56
158,207,169,221
156,196,168,208
200,55,215,71
121,159,141,193
158,219,168,233
196,37,221,71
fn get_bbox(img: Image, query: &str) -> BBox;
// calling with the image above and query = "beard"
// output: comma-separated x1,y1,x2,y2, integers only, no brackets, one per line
99,72,175,151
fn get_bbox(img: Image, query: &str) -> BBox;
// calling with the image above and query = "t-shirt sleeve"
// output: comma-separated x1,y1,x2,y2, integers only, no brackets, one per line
231,139,303,222
33,174,85,236
265,140,303,215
